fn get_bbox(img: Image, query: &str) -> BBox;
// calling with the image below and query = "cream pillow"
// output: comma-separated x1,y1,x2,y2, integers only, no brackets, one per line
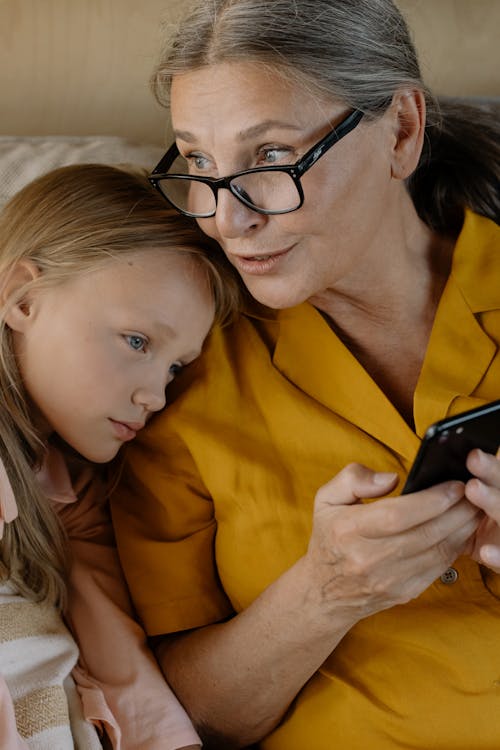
0,135,164,209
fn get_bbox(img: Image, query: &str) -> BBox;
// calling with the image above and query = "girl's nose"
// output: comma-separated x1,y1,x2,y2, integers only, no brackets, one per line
214,188,266,239
132,384,166,414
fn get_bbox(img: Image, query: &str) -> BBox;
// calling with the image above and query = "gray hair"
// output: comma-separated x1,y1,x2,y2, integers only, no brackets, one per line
153,0,499,233
157,0,428,107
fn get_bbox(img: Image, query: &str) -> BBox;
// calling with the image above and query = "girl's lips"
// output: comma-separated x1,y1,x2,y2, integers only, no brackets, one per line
109,419,139,441
229,246,294,275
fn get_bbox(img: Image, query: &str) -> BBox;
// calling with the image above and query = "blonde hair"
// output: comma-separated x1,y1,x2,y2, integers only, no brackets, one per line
0,163,239,608
153,0,499,233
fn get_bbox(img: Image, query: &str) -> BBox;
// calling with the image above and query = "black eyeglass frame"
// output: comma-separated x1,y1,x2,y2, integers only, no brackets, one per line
148,108,364,218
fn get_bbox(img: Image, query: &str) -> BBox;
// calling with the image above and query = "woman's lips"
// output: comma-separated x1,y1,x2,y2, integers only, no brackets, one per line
229,246,293,275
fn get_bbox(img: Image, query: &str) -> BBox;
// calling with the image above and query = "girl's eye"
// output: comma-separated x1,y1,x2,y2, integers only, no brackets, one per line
125,335,147,352
169,362,183,377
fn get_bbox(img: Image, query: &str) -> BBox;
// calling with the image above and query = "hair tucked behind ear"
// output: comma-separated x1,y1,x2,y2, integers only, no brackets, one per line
408,98,499,234
153,0,499,233
0,163,240,608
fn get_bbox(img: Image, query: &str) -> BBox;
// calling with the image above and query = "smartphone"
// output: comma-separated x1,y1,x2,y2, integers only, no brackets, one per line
402,399,500,494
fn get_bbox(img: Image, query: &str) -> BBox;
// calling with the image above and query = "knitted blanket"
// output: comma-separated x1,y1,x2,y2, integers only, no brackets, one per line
0,581,102,749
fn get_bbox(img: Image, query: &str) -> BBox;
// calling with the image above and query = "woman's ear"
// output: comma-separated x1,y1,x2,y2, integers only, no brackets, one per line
389,89,426,180
1,260,40,332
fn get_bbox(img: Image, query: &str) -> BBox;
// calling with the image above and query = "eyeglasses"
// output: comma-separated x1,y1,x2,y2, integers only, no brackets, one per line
149,108,364,218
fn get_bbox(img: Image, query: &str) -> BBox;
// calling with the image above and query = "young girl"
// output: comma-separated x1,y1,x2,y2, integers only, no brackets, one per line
0,163,237,749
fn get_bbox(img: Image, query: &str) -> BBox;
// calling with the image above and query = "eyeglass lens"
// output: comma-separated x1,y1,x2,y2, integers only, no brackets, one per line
157,151,301,216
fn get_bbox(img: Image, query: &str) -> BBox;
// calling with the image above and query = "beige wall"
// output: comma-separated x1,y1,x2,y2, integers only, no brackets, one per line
398,0,500,98
0,0,499,145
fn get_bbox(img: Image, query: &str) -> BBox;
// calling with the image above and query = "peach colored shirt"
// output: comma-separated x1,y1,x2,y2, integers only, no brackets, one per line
0,448,200,750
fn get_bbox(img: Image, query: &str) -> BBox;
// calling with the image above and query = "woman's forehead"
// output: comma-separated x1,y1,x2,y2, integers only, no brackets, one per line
170,62,341,134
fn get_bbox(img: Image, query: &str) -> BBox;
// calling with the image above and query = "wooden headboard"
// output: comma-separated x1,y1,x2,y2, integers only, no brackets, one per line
1,0,499,147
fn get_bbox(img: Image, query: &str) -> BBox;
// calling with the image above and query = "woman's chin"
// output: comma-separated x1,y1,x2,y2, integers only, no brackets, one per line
242,276,310,311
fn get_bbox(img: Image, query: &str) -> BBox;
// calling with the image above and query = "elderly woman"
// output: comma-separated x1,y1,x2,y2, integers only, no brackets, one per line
112,1,500,748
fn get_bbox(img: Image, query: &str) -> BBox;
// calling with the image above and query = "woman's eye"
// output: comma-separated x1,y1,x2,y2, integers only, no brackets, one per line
169,362,183,377
186,153,211,173
125,335,147,352
259,146,294,165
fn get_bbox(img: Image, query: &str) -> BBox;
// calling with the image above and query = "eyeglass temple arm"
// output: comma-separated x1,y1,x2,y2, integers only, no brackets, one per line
296,109,364,176
150,142,180,176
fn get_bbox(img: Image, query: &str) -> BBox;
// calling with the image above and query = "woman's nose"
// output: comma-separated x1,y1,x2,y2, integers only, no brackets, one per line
214,188,266,239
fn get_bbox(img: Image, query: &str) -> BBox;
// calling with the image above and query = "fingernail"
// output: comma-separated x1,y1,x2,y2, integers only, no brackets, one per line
447,481,464,500
373,471,398,486
482,545,500,568
474,479,487,497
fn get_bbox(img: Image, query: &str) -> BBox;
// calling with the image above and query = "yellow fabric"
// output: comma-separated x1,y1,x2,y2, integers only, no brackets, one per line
112,210,500,749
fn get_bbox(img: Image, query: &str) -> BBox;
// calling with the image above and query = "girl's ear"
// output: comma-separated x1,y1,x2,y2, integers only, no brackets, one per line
389,88,426,180
1,260,41,332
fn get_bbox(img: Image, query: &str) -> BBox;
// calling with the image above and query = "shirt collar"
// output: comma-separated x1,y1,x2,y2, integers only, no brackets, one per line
0,446,77,539
272,210,499,457
451,209,500,313
0,458,18,539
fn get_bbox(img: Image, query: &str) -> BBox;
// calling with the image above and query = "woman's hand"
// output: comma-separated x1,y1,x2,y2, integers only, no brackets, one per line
304,463,481,624
152,463,481,748
465,448,500,572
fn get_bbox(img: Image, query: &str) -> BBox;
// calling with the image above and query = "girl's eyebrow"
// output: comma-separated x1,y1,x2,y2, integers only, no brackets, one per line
174,120,303,144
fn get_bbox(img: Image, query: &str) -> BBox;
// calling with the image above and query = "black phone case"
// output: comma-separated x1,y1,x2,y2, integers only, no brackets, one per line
402,400,500,494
